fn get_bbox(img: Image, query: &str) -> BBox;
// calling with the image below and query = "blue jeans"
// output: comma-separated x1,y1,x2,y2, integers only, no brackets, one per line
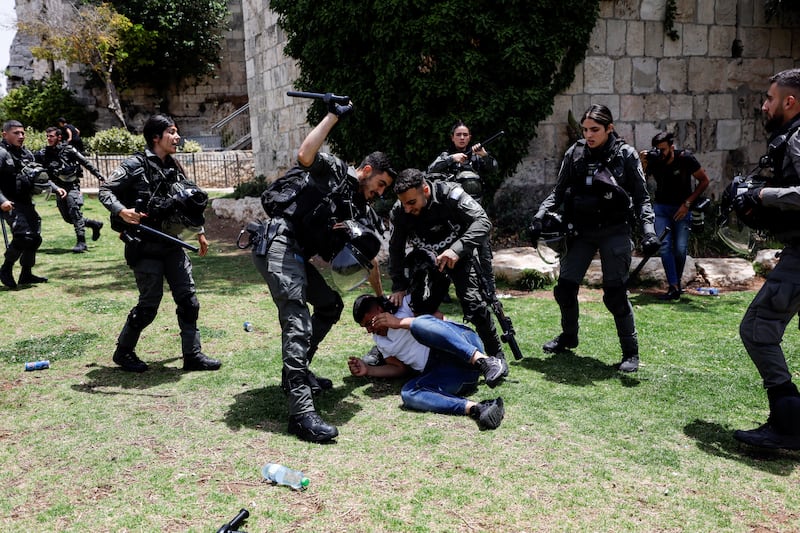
654,203,691,287
399,316,483,415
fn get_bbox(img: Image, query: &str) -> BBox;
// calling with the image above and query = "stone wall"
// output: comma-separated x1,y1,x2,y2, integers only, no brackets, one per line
241,0,800,199
7,0,248,137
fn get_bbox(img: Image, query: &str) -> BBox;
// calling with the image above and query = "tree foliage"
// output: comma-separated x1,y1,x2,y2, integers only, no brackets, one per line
0,71,96,135
17,2,137,127
107,0,230,86
270,0,599,193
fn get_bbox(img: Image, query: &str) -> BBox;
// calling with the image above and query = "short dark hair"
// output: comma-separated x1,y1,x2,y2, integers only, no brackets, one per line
393,168,425,195
353,295,383,323
581,104,614,128
143,114,177,149
56,117,67,124
770,68,800,95
450,120,468,136
358,151,397,181
651,131,674,147
45,126,62,136
2,120,23,132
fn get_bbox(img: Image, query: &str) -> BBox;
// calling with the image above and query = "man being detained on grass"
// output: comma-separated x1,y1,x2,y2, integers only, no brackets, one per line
348,294,505,430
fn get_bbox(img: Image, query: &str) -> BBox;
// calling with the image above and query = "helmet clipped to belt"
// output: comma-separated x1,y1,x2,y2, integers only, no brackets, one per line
330,220,382,291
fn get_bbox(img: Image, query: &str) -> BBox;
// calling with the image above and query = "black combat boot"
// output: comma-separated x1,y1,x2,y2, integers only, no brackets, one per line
183,352,222,371
0,262,16,289
288,411,338,442
87,220,103,241
18,267,47,284
72,236,87,253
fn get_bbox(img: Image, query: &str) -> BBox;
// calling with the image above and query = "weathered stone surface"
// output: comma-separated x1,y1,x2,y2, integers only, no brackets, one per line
754,249,780,274
211,198,265,225
492,247,559,284
695,257,756,286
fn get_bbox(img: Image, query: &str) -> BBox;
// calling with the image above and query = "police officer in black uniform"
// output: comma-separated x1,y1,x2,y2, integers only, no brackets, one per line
388,168,508,378
99,114,220,373
36,126,105,253
427,120,498,204
528,104,659,372
733,69,800,450
0,120,64,289
253,100,395,443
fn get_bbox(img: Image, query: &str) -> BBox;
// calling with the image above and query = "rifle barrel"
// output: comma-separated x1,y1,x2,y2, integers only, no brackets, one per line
286,91,351,105
136,224,199,253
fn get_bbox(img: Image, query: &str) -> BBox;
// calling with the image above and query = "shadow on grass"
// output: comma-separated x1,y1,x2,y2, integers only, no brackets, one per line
684,419,800,474
70,357,185,394
629,292,728,313
223,377,373,439
0,332,100,364
519,350,640,387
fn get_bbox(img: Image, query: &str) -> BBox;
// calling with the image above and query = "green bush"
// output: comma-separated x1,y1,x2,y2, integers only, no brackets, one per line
23,129,47,152
180,139,203,153
233,174,269,199
86,127,146,155
0,72,96,135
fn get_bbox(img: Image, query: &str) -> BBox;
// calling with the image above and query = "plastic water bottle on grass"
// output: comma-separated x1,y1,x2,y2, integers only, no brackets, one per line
262,463,309,491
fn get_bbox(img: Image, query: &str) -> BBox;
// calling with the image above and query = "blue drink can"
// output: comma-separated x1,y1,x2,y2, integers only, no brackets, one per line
243,321,253,332
24,360,50,371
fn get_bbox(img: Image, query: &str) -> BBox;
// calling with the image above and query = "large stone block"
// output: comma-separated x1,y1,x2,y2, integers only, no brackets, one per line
682,24,709,56
716,119,742,151
658,59,687,92
614,58,632,93
493,247,559,284
606,19,626,56
632,57,658,94
625,21,644,56
709,26,737,57
695,258,756,287
584,57,615,94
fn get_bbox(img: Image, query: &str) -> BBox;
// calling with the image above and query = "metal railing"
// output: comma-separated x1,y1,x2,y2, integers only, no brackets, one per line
83,150,255,190
210,103,251,150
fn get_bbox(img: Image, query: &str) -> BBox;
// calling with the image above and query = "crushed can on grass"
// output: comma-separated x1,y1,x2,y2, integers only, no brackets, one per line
243,321,254,332
24,360,50,371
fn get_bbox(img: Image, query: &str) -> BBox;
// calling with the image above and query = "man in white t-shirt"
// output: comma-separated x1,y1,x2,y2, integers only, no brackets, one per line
348,294,505,429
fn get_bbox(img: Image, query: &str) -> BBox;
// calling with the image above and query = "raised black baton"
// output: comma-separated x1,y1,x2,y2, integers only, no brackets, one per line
287,91,351,105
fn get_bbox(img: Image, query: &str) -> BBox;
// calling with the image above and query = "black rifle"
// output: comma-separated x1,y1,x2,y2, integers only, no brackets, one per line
0,216,8,249
287,91,351,105
466,130,505,156
216,508,249,533
628,227,671,284
471,254,524,360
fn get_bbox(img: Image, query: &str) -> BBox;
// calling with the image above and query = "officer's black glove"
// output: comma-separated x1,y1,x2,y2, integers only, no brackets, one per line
733,188,762,213
378,295,398,314
527,219,543,245
328,100,353,118
641,233,661,256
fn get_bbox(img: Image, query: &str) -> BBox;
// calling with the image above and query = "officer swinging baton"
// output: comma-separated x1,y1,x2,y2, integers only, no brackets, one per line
287,91,351,105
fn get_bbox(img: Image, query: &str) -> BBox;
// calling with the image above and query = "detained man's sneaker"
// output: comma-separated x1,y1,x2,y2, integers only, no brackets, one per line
470,397,505,430
495,351,510,377
183,352,222,371
542,333,578,354
618,355,639,373
288,411,338,442
113,349,148,373
733,423,800,450
362,345,386,366
476,356,505,388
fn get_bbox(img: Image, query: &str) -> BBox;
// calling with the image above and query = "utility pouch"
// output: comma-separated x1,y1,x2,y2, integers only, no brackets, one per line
237,220,268,256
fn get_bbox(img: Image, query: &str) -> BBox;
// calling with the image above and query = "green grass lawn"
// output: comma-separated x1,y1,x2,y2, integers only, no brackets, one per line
0,194,798,532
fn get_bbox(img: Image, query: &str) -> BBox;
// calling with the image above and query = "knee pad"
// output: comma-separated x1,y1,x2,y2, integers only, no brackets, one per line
12,232,42,251
554,279,580,307
176,294,200,323
602,285,630,317
128,306,158,330
315,292,344,324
